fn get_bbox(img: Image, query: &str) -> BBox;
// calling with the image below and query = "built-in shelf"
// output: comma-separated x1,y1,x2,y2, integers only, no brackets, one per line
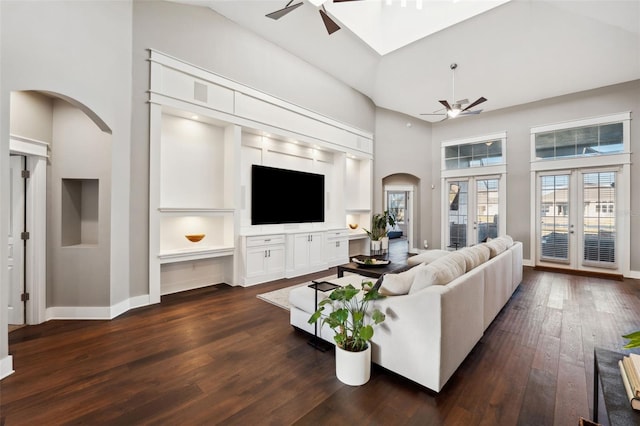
158,245,234,264
158,208,235,215
348,232,369,240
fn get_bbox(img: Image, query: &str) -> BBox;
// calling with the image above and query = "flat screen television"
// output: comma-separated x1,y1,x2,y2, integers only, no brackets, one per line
251,165,325,225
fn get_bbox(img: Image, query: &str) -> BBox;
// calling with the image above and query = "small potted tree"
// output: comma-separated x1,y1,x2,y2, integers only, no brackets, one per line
308,280,386,386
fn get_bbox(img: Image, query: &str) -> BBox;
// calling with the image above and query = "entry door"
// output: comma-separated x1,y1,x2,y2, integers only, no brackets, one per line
446,177,501,248
537,169,618,272
8,155,25,325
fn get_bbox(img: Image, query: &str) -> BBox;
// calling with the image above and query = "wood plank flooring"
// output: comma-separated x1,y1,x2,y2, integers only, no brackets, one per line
1,265,640,425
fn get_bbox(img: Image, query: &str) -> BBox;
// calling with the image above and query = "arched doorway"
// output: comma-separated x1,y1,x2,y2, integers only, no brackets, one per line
7,90,112,327
382,173,421,255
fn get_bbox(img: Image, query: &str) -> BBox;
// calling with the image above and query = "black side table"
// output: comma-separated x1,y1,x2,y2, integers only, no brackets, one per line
593,347,640,425
308,280,340,352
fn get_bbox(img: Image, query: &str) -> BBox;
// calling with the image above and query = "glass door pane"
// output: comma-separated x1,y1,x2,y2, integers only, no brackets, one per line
582,171,616,266
448,181,467,249
476,178,499,243
540,174,570,262
387,191,406,224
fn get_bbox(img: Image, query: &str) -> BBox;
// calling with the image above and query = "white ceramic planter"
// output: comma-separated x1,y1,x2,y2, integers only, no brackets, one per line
380,236,389,251
370,239,381,253
335,344,371,386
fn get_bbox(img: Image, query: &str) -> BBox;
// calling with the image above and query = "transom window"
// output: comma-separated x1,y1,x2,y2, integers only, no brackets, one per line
444,139,502,170
534,122,623,160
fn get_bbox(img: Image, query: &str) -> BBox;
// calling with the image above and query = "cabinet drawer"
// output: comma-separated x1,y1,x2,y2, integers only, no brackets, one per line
246,234,285,247
326,229,349,240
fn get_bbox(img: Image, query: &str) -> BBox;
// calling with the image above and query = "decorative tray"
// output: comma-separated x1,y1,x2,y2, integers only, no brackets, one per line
351,257,390,268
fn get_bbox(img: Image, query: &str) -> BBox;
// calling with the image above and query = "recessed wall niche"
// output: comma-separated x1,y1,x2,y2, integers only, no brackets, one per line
61,178,99,246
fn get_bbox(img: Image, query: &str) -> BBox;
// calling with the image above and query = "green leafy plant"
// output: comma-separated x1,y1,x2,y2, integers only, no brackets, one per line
308,281,386,352
363,210,397,241
623,331,640,349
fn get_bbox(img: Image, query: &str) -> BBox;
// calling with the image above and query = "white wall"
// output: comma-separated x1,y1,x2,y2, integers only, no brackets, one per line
374,107,433,250
429,80,640,268
1,0,133,373
48,99,112,307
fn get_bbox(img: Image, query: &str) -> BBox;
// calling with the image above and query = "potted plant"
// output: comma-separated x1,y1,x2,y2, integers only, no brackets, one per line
363,211,396,254
308,280,386,386
623,331,640,349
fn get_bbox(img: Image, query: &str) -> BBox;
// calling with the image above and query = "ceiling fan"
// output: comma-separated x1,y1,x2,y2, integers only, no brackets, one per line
421,63,487,120
266,0,361,35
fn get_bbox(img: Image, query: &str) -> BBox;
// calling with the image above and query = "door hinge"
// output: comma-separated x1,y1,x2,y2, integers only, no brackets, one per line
21,231,30,240
21,169,31,179
21,293,30,302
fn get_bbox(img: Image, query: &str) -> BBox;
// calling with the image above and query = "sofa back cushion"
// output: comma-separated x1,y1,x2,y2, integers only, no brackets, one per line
484,238,508,258
409,253,466,294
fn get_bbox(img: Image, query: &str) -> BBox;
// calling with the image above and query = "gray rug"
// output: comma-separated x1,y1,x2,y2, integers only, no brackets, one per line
257,275,336,311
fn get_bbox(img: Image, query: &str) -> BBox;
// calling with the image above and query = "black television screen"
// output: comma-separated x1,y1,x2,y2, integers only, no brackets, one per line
251,165,325,225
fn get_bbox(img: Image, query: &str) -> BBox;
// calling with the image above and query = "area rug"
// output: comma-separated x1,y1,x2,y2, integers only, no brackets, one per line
257,275,336,311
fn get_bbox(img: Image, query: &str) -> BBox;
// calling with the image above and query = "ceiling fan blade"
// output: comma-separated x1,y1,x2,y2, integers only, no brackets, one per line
462,97,487,112
439,100,452,111
333,0,364,2
460,109,483,115
419,113,446,116
319,9,340,34
266,1,303,20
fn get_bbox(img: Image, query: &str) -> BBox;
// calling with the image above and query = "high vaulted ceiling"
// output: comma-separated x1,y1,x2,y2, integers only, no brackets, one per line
173,0,640,123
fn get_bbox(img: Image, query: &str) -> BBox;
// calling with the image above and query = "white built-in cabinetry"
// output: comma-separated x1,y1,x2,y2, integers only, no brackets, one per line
286,232,326,278
326,229,350,267
242,235,286,286
148,50,373,301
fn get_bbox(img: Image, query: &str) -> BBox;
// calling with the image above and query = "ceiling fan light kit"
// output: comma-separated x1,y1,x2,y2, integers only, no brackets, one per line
421,63,487,121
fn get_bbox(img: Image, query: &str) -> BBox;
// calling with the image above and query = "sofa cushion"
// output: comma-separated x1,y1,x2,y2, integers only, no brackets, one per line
378,265,420,296
484,239,508,258
458,247,483,270
409,254,466,293
469,244,490,264
406,249,450,267
497,235,514,248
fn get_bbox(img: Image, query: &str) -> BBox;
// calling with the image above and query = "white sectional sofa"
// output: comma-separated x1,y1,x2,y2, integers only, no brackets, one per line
289,237,523,392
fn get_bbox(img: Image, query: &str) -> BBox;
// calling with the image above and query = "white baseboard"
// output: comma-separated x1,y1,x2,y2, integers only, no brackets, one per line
45,294,154,321
626,270,640,279
0,355,14,380
161,280,219,296
46,306,113,320
110,294,152,318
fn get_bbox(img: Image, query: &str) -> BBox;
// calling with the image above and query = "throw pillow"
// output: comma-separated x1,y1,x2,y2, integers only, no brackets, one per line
379,265,420,296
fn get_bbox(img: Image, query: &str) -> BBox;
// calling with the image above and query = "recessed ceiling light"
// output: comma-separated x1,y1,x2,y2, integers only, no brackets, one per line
191,115,198,120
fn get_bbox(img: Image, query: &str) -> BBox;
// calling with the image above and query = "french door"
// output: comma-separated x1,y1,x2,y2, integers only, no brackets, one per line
445,176,502,248
536,168,618,272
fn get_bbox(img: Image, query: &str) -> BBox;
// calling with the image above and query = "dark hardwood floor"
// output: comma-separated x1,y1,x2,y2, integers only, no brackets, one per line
2,245,640,425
